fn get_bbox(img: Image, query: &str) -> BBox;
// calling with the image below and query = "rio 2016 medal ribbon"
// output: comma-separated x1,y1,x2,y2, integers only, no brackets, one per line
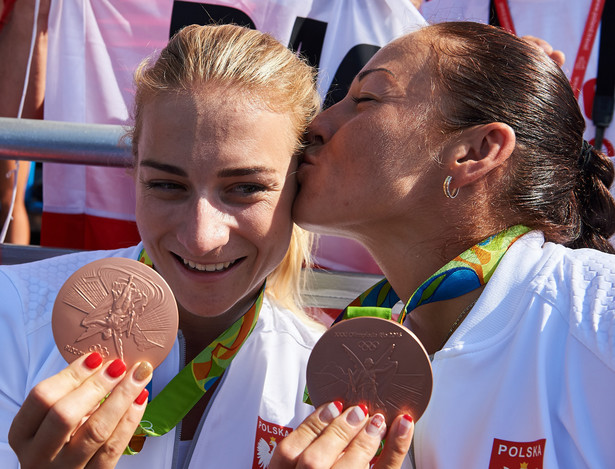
52,257,178,369
306,316,433,425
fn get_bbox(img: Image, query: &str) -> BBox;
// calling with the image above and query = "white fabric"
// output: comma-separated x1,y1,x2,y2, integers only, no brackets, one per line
0,245,322,468
412,231,615,468
420,0,615,161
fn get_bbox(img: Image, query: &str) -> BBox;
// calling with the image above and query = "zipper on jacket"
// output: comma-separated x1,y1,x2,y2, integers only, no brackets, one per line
170,330,187,469
181,360,231,468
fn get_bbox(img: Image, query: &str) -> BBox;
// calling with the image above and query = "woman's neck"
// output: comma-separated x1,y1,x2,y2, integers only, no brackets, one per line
177,288,260,362
361,221,499,304
359,233,487,354
361,231,465,304
406,286,484,355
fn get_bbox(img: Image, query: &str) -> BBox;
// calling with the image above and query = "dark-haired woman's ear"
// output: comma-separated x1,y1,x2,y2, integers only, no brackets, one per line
443,122,516,190
522,35,566,67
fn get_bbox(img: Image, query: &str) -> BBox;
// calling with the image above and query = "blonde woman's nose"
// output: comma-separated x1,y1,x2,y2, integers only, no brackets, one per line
177,198,231,253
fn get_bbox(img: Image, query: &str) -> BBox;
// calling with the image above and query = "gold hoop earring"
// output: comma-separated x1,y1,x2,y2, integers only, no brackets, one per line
443,176,459,199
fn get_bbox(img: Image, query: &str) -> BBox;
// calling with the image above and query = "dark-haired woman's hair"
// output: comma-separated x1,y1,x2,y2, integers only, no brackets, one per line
423,21,615,253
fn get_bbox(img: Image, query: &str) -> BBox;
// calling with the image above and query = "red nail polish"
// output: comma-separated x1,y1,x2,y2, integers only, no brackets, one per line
333,401,344,413
84,352,102,369
106,359,126,378
397,414,414,438
134,389,149,405
358,404,369,417
366,413,386,436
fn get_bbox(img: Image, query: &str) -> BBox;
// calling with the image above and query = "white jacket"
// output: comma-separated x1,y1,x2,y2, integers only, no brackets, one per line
414,231,615,468
0,245,322,468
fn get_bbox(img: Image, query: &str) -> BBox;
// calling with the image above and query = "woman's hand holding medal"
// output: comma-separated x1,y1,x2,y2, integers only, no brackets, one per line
270,400,414,469
271,316,432,467
9,258,178,468
9,353,153,469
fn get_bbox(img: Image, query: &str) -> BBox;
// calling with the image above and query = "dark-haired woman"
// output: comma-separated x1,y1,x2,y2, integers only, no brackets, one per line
280,21,615,468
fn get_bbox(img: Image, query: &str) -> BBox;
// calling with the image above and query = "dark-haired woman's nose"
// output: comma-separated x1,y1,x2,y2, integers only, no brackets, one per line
307,101,345,145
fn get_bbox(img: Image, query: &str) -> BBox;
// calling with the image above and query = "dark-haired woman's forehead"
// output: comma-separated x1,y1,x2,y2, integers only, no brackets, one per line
359,35,433,98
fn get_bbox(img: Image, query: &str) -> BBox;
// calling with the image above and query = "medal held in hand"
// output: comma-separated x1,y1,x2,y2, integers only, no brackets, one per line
306,316,433,425
52,257,178,369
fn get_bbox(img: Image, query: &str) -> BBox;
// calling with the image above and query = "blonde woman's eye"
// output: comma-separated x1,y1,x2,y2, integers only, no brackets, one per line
144,181,185,191
234,184,266,195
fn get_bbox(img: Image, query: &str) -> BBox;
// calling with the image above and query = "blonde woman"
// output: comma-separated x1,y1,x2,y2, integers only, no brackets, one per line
2,24,340,468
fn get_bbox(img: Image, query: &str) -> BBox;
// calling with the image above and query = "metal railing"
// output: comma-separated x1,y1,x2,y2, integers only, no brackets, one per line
0,117,131,166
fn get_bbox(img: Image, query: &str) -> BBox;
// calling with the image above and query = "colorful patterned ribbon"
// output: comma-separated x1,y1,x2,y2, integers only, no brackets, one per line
125,250,263,454
335,224,531,326
305,225,529,407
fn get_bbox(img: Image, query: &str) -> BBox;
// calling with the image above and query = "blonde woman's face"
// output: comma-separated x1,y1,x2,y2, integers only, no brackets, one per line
135,87,297,319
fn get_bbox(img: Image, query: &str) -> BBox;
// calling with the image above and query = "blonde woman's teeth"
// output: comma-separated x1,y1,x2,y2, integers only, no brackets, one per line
183,259,233,271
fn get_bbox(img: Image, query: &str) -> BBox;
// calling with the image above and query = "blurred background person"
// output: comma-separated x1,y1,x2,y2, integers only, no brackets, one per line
420,0,615,160
0,0,50,244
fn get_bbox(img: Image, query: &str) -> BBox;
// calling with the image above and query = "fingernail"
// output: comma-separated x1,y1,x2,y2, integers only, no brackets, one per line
346,404,368,426
320,401,343,423
366,413,386,437
397,414,413,437
84,352,103,369
134,388,149,405
133,361,153,382
106,358,127,378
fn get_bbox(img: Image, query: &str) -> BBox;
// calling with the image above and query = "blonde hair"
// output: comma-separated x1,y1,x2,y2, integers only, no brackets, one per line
129,24,321,314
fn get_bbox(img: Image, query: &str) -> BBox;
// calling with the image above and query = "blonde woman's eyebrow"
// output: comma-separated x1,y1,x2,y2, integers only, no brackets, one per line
139,159,187,177
217,167,277,178
140,160,276,178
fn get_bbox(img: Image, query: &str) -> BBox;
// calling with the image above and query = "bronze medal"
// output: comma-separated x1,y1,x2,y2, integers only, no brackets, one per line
52,257,178,369
306,316,433,425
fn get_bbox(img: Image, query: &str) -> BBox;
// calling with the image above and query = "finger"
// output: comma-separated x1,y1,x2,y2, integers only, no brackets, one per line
8,352,104,453
550,50,566,67
522,35,552,54
296,405,369,469
270,401,344,468
87,387,149,469
333,413,388,469
521,35,565,66
373,414,414,469
28,358,128,465
62,360,153,468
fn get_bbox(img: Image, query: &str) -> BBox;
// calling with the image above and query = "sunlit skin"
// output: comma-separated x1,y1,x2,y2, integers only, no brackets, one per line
135,86,297,352
293,40,445,283
293,34,496,353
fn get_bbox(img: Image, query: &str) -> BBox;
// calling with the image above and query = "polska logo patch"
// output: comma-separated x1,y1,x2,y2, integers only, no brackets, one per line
488,438,546,469
252,416,293,469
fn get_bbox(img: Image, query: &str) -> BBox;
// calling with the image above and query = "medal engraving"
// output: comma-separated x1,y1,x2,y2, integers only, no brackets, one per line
52,258,178,369
307,316,432,424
